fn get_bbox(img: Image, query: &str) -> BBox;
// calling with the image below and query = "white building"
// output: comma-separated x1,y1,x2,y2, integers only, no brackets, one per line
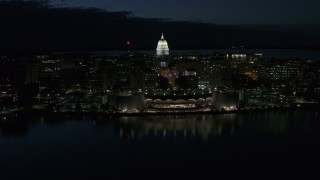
156,33,169,57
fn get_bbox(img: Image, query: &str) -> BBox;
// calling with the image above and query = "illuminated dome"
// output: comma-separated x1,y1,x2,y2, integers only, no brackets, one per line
156,33,169,56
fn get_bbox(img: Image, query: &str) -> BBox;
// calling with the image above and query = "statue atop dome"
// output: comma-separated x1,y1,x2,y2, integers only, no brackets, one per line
156,33,169,57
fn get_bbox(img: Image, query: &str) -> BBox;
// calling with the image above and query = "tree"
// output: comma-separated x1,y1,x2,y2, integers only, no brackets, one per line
157,76,170,90
175,76,188,89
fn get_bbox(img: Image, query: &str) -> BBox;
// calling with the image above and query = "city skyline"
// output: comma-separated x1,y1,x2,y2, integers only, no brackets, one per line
1,1,320,179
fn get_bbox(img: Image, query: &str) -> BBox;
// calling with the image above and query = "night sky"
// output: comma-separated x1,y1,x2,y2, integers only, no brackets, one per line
51,0,320,24
0,0,319,52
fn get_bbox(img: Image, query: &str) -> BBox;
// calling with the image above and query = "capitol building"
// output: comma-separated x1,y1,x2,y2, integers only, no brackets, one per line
156,33,169,57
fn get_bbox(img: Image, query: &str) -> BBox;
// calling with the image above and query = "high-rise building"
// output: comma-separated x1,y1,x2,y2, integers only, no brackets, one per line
258,60,298,90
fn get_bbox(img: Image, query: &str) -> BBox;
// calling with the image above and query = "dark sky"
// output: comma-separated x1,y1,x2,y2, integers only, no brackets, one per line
51,0,320,25
0,0,319,52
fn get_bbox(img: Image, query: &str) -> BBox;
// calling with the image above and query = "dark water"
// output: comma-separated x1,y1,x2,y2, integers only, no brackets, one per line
1,111,320,179
86,49,320,60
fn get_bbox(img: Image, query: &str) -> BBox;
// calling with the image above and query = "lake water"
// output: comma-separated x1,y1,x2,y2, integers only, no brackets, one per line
1,111,320,179
85,49,320,60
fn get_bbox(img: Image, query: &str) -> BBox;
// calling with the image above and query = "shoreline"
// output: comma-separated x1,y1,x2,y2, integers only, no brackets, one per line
6,104,318,117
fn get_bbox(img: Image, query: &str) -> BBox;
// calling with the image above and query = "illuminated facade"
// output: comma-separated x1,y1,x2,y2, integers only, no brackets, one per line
145,97,212,110
156,33,169,56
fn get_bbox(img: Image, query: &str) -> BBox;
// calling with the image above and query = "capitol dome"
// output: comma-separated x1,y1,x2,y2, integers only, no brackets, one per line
156,33,169,56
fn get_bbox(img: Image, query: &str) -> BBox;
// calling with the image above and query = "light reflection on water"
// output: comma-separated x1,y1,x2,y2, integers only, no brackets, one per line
1,111,320,179
116,114,239,140
0,111,319,139
111,111,318,141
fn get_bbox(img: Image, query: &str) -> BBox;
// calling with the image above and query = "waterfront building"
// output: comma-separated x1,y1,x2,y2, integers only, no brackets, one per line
144,69,157,91
198,56,232,89
258,60,298,91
